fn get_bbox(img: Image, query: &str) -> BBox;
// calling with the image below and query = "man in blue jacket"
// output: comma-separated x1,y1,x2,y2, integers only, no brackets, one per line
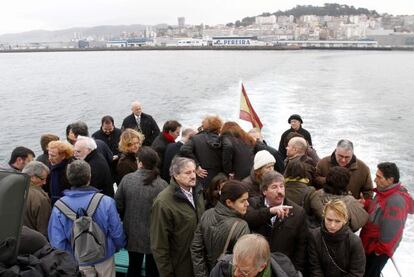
48,160,125,277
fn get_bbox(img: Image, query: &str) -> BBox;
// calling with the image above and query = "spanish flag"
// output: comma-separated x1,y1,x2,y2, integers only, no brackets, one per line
240,83,263,129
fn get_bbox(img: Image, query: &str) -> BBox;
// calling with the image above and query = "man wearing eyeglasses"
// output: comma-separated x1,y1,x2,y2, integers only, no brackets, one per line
315,139,373,199
22,161,51,237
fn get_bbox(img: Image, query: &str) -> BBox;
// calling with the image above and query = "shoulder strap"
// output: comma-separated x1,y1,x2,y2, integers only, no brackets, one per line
321,234,349,274
221,221,240,257
86,193,104,216
55,200,77,221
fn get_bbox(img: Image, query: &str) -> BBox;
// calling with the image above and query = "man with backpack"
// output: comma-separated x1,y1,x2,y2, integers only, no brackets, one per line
48,160,125,277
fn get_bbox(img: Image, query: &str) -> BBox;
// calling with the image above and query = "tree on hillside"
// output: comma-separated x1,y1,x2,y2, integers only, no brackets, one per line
229,3,379,27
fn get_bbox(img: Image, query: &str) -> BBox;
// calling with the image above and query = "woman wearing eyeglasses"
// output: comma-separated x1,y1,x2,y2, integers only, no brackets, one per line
116,128,144,182
308,199,366,277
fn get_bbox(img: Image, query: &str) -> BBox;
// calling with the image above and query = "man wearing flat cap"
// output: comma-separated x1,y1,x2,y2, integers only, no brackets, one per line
278,114,312,160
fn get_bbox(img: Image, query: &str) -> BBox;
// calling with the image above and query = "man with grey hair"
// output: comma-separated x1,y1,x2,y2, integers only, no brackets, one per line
244,171,307,273
210,234,301,277
315,139,373,199
74,136,114,197
48,160,125,277
121,100,160,146
67,121,113,167
22,161,51,237
150,156,205,277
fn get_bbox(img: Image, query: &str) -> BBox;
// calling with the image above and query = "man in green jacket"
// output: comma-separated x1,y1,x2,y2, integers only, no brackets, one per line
150,156,205,277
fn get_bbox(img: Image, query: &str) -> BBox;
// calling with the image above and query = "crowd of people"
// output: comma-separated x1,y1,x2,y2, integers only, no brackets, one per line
1,100,414,277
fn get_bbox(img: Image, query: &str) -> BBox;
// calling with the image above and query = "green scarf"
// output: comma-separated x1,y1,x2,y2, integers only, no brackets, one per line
284,177,309,184
232,262,271,277
257,263,271,277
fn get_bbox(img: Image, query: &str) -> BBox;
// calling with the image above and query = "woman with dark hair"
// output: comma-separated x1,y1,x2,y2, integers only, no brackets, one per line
36,133,60,167
115,146,168,277
308,199,366,277
191,180,250,277
316,166,368,232
284,159,323,225
221,121,256,180
116,128,145,182
205,172,228,209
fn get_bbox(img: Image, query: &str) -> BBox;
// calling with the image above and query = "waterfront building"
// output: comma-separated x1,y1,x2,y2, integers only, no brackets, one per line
212,36,265,46
177,38,209,46
273,39,379,48
106,38,154,48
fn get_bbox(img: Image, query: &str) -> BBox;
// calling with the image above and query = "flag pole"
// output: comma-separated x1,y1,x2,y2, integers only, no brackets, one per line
391,256,403,277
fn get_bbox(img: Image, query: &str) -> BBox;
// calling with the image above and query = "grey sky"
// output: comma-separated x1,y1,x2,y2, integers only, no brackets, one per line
2,0,414,35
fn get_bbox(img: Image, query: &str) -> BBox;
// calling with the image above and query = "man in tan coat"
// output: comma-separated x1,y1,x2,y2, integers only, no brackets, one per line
315,139,373,199
22,161,51,237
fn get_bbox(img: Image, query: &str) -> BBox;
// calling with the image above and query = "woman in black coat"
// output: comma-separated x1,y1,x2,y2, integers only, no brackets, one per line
308,199,366,277
221,121,255,180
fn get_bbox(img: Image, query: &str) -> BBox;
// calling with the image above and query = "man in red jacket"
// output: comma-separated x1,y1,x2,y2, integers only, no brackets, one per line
360,162,414,277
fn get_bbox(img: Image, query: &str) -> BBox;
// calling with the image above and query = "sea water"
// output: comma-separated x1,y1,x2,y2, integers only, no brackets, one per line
0,50,413,276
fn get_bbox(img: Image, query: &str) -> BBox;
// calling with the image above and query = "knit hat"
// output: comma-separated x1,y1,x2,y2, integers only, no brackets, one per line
288,114,303,124
254,150,276,170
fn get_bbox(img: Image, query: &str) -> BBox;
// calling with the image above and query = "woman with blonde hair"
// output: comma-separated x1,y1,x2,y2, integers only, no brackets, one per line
47,140,74,205
221,121,256,180
116,128,145,182
308,199,365,277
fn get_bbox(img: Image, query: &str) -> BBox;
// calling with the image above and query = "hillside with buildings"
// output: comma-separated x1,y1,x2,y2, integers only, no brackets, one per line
1,3,414,50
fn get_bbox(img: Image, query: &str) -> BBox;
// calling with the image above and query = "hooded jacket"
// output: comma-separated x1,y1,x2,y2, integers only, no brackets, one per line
360,183,414,257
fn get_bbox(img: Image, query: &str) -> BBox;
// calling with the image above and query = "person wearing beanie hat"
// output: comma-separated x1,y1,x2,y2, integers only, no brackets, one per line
191,180,250,276
278,114,312,160
242,150,276,198
254,150,276,170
